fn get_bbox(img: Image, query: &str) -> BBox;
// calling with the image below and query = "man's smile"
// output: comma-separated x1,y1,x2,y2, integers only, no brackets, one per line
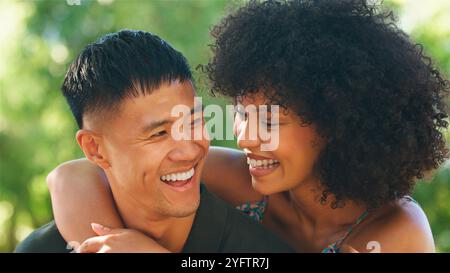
160,163,200,192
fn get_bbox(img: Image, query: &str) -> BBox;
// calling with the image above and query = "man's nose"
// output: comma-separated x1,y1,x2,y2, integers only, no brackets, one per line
168,140,201,162
236,119,260,149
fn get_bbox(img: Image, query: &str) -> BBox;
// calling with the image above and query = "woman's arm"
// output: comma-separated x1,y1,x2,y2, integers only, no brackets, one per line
78,223,170,253
46,146,259,246
46,159,123,245
201,146,262,206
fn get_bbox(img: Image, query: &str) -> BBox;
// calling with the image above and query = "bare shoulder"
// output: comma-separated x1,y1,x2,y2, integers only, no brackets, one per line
48,158,98,178
202,146,263,206
348,197,435,253
46,158,107,191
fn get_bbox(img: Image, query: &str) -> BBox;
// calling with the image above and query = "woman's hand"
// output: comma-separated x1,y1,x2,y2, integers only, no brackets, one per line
77,223,170,253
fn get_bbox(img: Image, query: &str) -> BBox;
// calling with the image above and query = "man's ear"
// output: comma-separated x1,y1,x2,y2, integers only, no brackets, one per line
76,129,111,169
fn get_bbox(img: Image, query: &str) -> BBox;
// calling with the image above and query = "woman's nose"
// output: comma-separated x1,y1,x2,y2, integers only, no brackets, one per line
236,119,260,149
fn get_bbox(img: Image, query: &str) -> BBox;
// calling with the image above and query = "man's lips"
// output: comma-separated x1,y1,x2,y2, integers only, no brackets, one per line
160,167,195,178
160,166,198,192
160,160,200,178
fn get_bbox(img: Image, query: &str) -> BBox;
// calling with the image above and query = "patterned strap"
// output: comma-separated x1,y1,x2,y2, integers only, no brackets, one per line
322,210,369,253
323,196,420,253
236,196,269,223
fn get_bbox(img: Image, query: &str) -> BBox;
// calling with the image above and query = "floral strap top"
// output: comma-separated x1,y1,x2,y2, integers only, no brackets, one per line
236,195,418,253
322,196,419,253
236,196,269,223
321,210,369,253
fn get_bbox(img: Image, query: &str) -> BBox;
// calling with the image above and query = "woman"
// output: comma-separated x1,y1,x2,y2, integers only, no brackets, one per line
47,0,448,252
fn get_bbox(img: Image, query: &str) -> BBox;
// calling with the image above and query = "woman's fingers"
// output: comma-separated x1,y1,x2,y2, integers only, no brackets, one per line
91,223,112,236
78,236,107,253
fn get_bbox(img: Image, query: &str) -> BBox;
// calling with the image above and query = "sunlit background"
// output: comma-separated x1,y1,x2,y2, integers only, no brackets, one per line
0,0,449,253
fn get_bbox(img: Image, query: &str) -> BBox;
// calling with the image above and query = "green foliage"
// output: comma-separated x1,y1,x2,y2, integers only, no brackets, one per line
0,0,448,252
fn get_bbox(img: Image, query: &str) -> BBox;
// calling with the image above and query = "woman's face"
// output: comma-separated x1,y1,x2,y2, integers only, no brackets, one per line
234,93,324,195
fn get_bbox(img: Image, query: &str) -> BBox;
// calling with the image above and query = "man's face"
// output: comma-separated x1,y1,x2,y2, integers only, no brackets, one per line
97,80,209,219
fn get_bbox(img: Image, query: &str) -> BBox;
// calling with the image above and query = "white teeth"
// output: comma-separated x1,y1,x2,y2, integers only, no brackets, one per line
246,157,279,168
160,168,195,182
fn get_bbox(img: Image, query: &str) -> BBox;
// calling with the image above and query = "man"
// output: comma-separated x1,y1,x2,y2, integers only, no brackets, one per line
15,30,293,253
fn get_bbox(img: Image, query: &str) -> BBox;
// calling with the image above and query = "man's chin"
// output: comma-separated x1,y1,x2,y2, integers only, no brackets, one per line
159,178,201,216
167,202,199,218
160,194,200,218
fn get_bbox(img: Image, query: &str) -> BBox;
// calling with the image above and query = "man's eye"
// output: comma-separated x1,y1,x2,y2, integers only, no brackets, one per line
151,131,167,138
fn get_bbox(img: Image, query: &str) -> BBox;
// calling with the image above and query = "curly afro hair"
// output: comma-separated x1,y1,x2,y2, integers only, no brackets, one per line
204,0,449,208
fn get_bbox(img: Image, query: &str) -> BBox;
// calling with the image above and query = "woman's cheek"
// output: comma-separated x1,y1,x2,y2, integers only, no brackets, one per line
234,115,243,137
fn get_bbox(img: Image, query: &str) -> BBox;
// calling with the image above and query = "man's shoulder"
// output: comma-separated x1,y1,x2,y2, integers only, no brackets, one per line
199,185,295,253
15,221,71,253
223,202,295,253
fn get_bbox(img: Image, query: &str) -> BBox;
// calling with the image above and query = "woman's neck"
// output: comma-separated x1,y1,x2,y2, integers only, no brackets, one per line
287,178,367,231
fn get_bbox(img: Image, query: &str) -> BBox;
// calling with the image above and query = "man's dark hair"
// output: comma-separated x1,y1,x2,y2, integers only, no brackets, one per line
205,0,449,208
62,29,192,128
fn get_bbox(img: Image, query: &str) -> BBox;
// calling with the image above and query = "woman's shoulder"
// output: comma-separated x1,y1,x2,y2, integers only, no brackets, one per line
347,197,435,253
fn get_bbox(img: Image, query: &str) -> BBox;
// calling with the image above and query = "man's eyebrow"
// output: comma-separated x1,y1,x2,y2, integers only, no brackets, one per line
141,119,172,134
141,104,204,134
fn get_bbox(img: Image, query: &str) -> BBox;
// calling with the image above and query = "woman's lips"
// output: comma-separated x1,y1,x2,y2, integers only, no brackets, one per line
246,153,274,160
248,163,280,177
246,156,280,178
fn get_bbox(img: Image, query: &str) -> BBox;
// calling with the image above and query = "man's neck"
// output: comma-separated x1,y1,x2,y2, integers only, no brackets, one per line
109,185,196,253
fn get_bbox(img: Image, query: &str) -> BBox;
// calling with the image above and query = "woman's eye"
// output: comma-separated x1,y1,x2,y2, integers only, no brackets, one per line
262,122,272,128
261,120,279,129
192,118,203,126
235,107,246,119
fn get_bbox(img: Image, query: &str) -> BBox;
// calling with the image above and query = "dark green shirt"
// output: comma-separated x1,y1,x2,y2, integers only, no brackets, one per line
15,184,294,253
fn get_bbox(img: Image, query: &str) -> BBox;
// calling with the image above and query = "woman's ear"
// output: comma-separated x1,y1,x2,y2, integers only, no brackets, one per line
76,129,111,169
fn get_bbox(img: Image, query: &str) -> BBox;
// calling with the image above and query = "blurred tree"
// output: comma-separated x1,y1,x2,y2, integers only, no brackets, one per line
385,0,450,252
0,0,230,252
0,0,448,252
